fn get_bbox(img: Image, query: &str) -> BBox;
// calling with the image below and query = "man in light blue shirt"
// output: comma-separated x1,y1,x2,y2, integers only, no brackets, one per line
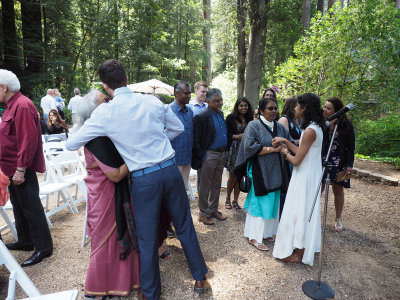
66,59,209,299
187,81,208,116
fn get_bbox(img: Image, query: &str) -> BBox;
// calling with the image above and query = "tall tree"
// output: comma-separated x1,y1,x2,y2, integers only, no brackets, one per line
1,0,20,73
244,0,270,107
202,0,211,82
20,0,43,74
317,0,324,15
302,0,311,32
237,0,247,98
328,0,337,10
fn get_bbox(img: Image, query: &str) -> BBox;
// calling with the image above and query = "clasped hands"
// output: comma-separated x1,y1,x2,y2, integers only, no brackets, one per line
272,137,289,155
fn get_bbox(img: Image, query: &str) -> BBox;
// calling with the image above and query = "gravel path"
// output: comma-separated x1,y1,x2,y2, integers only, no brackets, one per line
1,161,399,299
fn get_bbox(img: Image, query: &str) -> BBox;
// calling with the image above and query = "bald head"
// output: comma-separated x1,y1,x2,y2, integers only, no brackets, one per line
47,89,54,96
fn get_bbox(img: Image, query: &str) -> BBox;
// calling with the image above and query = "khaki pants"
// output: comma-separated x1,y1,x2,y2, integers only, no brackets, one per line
198,150,225,218
178,164,191,190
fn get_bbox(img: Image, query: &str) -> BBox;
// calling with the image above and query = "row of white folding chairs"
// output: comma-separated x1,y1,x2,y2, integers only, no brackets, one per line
0,149,88,242
0,240,78,300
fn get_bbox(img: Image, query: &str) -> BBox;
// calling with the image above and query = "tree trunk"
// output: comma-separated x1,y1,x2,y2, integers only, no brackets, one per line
20,0,43,73
237,0,247,98
317,0,324,15
1,0,20,74
202,0,211,83
244,0,270,108
328,0,337,10
396,0,400,9
43,5,49,62
302,0,311,33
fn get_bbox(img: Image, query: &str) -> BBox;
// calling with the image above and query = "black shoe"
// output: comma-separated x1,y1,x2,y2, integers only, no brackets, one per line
21,249,53,267
167,228,176,238
6,242,34,251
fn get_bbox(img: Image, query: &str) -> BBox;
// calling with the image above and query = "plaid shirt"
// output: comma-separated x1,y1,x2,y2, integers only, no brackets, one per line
169,101,194,165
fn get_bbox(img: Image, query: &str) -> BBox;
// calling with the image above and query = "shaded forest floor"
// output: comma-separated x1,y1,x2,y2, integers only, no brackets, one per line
0,160,399,299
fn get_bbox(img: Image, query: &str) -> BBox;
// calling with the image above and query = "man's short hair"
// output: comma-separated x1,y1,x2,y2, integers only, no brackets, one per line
0,69,20,92
98,59,127,90
74,88,80,95
174,81,191,94
206,88,222,103
194,81,208,91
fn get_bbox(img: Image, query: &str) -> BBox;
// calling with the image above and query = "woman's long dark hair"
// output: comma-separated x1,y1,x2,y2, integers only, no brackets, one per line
297,93,325,130
232,97,254,124
281,96,298,121
47,109,68,132
326,97,350,134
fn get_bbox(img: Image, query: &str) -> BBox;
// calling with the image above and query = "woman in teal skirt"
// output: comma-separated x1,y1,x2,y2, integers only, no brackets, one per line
234,98,292,251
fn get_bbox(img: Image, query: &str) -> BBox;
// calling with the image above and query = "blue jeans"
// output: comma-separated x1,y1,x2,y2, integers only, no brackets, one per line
130,164,207,300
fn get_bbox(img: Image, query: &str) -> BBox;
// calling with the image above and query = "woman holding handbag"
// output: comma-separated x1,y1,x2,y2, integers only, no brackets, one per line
234,98,292,251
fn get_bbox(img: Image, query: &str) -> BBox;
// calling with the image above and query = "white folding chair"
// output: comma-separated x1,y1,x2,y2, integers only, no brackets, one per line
42,141,66,161
0,240,78,300
0,199,18,241
0,193,50,240
40,160,78,219
50,151,87,210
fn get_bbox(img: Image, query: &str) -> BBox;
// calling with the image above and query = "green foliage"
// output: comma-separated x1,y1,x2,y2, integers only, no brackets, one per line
274,0,400,118
355,114,400,158
63,107,72,125
355,154,400,168
211,70,237,116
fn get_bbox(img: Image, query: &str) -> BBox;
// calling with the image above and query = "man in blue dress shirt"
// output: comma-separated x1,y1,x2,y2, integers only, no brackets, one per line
192,88,228,225
66,59,209,299
169,81,194,190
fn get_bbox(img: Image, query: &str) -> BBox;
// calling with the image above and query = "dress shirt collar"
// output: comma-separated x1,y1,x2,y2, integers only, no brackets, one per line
5,91,21,109
113,86,134,98
171,100,188,112
189,99,207,107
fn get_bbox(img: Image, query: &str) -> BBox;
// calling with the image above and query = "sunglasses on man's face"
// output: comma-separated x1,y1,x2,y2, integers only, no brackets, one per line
266,107,278,111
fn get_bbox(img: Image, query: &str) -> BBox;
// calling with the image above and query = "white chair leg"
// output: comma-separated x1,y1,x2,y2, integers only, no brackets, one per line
0,207,18,242
82,203,90,247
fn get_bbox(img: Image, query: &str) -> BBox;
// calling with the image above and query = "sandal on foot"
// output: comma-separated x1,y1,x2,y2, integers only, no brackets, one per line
248,239,269,251
232,201,241,210
335,218,343,232
225,199,232,209
159,250,171,260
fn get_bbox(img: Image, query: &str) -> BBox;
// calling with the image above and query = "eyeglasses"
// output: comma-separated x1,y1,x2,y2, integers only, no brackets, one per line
266,107,278,111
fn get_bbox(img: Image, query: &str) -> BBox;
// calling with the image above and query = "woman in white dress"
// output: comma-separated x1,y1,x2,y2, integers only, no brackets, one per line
271,93,325,266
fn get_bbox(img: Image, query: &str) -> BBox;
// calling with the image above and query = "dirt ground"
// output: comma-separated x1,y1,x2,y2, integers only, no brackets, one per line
0,159,399,299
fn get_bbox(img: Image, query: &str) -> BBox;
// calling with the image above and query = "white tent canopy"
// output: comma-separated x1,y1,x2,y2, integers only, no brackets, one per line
127,79,174,96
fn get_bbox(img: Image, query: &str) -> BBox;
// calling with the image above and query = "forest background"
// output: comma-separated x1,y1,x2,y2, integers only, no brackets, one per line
0,0,399,163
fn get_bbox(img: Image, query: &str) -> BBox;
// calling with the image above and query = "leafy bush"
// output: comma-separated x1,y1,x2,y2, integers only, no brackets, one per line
355,114,400,158
63,107,72,125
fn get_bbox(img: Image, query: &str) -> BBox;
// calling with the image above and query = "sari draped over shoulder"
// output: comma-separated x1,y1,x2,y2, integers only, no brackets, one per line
84,137,140,297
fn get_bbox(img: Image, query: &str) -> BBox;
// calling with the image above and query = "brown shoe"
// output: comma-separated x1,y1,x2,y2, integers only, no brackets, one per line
194,278,211,293
210,211,227,221
198,215,214,225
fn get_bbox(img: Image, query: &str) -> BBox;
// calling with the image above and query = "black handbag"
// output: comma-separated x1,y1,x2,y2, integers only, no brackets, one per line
239,163,252,193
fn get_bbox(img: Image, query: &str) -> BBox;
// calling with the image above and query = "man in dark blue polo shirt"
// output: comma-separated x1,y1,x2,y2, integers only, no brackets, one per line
192,88,227,225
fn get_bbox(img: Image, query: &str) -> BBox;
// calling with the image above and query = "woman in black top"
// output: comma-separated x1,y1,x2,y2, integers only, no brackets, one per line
279,96,302,145
322,97,355,232
47,109,68,135
225,97,253,210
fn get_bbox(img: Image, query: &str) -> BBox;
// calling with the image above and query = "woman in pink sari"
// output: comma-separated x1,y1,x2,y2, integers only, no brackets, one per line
74,90,140,299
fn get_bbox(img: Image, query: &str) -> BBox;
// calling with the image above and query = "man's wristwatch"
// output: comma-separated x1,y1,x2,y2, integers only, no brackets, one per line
283,152,289,158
